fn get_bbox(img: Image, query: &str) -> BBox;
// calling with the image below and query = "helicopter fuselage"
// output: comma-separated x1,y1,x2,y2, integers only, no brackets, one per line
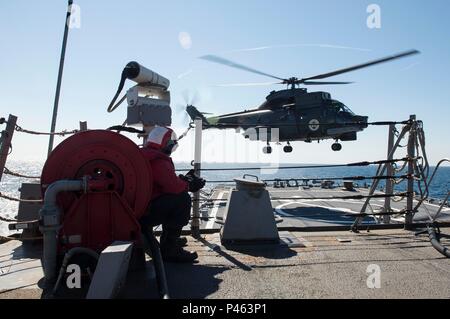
190,50,419,152
188,89,368,146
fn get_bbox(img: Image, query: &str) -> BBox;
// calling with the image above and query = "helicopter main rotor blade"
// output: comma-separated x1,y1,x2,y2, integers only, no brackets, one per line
301,49,420,82
303,81,353,85
200,55,285,81
215,81,281,87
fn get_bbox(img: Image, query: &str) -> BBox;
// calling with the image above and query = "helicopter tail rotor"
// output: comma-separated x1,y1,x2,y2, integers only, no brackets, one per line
186,105,210,127
174,90,200,124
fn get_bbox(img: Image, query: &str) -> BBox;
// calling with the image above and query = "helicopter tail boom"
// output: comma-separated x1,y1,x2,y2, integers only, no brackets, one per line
186,105,210,127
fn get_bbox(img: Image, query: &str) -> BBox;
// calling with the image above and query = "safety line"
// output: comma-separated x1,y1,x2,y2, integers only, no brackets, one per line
204,174,414,184
14,124,78,137
3,167,40,179
176,157,409,172
0,215,17,223
0,192,42,203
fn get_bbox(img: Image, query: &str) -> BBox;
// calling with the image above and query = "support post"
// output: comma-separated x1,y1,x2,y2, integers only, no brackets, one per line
383,124,395,224
405,115,416,229
191,118,203,238
0,114,17,183
47,0,73,157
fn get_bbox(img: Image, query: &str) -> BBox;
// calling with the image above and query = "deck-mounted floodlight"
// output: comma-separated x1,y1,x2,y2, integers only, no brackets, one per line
107,62,172,136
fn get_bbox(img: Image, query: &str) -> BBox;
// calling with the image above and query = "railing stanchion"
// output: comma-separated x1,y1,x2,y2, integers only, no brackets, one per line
383,124,395,224
191,118,203,238
0,114,17,183
405,115,417,229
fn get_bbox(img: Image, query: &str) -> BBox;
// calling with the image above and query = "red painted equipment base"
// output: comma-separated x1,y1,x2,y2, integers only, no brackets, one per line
41,130,152,253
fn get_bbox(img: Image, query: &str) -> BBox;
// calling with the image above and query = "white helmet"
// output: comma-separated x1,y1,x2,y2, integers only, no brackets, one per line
145,126,178,154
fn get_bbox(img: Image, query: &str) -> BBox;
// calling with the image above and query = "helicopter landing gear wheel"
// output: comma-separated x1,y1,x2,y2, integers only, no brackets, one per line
331,142,342,152
263,144,272,154
283,143,293,153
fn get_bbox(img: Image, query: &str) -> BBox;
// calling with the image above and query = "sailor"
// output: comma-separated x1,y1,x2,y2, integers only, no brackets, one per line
140,126,205,263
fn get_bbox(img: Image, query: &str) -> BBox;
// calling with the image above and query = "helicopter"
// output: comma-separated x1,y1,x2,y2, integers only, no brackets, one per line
186,49,420,154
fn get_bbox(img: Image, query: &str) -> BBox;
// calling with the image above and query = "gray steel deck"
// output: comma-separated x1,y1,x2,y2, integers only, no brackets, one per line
197,185,450,231
1,229,450,299
0,186,449,299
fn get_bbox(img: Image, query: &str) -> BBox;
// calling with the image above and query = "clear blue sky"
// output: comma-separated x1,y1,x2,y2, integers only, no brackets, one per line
1,0,449,164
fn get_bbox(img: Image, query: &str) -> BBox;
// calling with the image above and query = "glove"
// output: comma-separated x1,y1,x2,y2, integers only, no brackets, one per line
188,177,206,193
178,169,195,181
178,170,205,192
178,174,190,182
185,169,196,178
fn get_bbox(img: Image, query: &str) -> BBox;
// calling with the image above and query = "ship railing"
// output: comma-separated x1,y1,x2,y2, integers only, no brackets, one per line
1,113,448,235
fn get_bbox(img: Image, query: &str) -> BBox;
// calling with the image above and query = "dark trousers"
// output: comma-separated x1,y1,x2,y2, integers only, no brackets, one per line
140,192,192,239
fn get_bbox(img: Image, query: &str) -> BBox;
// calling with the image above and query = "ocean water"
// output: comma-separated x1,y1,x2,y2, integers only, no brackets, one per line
176,162,450,199
1,160,449,236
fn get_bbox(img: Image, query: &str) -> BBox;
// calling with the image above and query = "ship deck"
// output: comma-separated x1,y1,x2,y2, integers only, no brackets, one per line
198,185,450,231
1,186,449,299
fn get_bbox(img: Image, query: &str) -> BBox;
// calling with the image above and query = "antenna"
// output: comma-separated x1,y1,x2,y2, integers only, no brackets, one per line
47,0,73,157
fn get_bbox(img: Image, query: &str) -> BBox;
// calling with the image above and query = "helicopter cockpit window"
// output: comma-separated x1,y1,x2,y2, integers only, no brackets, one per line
341,104,354,115
332,101,354,115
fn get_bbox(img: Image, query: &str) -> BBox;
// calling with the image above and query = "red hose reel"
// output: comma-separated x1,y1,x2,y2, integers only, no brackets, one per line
41,130,152,253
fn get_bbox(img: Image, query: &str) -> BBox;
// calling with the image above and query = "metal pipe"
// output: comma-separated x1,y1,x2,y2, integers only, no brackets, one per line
44,179,86,205
40,179,86,284
405,115,417,229
47,0,73,157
